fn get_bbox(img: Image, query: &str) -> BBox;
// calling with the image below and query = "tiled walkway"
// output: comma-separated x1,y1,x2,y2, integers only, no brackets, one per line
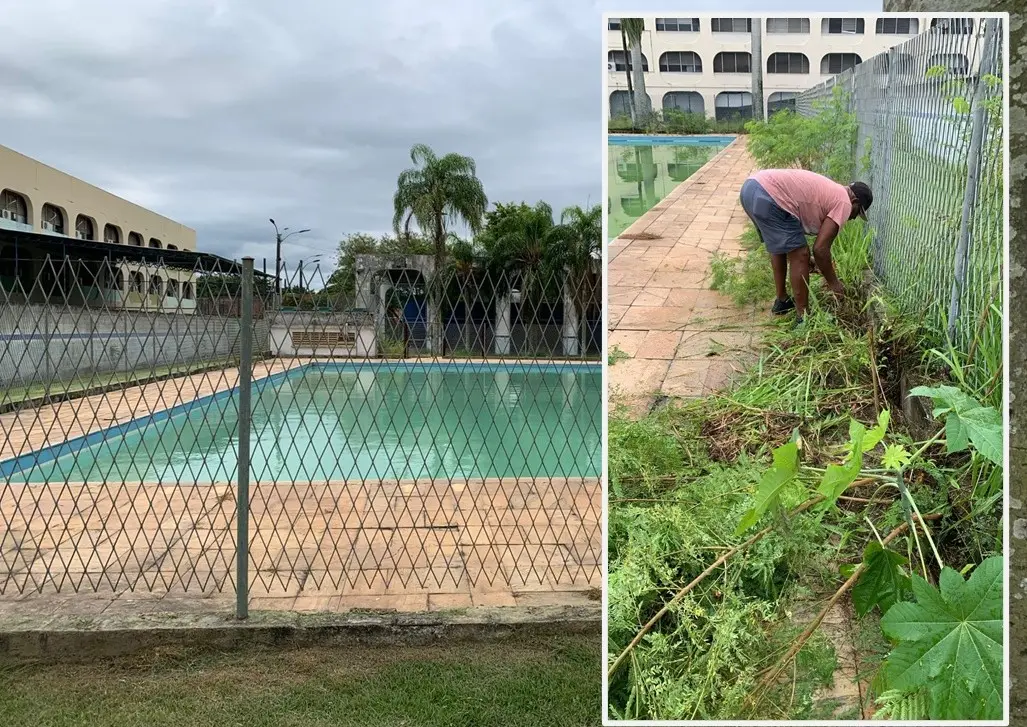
608,139,763,414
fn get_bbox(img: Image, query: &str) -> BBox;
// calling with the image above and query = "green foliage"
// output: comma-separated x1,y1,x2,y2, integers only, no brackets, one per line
734,441,799,535
879,556,1003,720
744,86,857,182
607,345,630,366
607,109,750,135
328,232,432,307
908,385,1002,465
852,542,911,618
872,689,929,721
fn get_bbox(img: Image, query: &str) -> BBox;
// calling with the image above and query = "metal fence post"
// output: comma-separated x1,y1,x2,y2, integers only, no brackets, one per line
946,17,998,344
235,257,254,620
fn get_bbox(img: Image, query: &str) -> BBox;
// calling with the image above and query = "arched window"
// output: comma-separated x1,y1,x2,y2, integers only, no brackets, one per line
182,282,194,300
129,271,146,293
930,17,973,34
715,91,753,121
767,53,809,74
166,244,178,251
930,54,970,75
768,92,798,114
876,17,918,34
149,274,163,296
713,52,751,73
75,215,96,240
608,50,649,73
128,232,143,246
148,238,162,248
659,51,702,73
821,53,862,74
0,189,29,225
41,204,65,234
609,90,653,118
662,91,705,115
103,224,121,244
167,279,180,298
110,269,125,293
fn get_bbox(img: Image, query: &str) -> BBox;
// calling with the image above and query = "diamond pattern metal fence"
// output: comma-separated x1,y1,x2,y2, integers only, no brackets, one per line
0,245,602,616
796,16,1004,355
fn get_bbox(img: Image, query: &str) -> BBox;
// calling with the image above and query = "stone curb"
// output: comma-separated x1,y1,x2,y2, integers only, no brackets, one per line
0,603,602,663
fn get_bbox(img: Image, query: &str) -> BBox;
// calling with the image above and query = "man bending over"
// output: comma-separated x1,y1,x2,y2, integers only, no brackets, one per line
739,168,872,325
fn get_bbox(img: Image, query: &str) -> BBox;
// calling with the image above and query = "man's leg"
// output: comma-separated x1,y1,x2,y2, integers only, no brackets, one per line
786,245,811,319
770,254,788,301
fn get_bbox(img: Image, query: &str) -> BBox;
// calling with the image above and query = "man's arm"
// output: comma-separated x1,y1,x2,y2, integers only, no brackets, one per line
812,219,843,294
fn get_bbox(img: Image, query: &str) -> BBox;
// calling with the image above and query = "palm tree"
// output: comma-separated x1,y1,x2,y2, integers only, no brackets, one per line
445,236,483,354
558,204,602,355
392,143,488,352
492,202,569,355
619,24,636,125
621,19,651,121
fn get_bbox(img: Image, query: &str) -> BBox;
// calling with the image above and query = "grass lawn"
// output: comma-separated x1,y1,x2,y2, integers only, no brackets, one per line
0,635,601,727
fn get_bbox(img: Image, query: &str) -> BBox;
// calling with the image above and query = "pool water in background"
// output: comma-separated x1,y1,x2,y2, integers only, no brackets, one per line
6,364,602,484
607,135,732,241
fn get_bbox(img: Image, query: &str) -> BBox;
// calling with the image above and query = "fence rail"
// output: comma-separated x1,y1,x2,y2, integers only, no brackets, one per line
796,17,1004,355
0,253,602,615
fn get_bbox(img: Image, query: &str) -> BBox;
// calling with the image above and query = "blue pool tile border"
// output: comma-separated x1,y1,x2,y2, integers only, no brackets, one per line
0,361,601,479
607,134,736,146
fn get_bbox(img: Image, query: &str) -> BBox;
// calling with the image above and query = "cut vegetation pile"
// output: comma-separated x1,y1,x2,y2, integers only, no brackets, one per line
607,84,1004,722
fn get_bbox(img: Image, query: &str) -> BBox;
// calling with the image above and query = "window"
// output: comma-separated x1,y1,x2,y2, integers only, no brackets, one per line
128,231,143,246
768,92,798,114
766,17,810,34
0,189,29,224
823,18,865,34
930,17,973,34
103,224,121,244
182,282,194,300
821,53,863,74
129,271,145,294
876,17,918,34
662,91,705,115
930,53,970,75
608,50,648,72
166,244,178,250
609,90,652,118
110,269,125,293
148,238,162,248
149,274,163,296
659,51,702,73
711,18,751,33
715,91,753,121
608,18,620,30
767,52,810,74
713,52,751,74
75,215,95,240
41,204,65,234
656,18,699,32
167,279,179,298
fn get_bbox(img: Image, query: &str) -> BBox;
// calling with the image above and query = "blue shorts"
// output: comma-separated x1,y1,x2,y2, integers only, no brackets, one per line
739,178,807,255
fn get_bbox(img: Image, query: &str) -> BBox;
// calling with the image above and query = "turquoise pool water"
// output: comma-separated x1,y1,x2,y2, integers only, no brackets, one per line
608,135,732,241
5,364,602,484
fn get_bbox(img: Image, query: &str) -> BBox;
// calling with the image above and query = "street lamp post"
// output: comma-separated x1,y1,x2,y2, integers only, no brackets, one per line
269,218,311,296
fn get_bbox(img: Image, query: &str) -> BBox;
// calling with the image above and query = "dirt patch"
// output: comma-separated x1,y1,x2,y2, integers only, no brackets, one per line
700,409,802,462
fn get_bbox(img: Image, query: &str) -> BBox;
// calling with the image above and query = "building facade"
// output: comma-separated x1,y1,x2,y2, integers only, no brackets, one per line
0,143,198,312
607,14,985,120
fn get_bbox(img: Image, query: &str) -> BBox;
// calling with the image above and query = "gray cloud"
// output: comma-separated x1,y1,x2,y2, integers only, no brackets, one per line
0,0,880,273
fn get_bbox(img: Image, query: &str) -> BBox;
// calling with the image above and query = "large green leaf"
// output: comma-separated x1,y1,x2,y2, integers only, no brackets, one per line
908,385,1002,465
879,556,1003,720
734,442,798,536
851,542,910,617
817,420,865,509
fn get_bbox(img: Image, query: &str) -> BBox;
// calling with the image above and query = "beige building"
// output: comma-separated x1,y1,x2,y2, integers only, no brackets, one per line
607,14,985,120
0,143,199,312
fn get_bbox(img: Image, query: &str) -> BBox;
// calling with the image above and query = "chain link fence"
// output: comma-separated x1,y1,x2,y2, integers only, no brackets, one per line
796,16,1004,355
0,242,601,615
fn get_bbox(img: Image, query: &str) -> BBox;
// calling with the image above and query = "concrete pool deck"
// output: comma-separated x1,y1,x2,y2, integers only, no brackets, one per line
0,358,601,619
607,138,766,415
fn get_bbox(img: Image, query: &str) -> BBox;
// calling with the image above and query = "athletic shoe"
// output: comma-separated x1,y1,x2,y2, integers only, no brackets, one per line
771,297,795,315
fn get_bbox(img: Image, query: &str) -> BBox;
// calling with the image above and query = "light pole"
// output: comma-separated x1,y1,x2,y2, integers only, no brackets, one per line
269,218,311,296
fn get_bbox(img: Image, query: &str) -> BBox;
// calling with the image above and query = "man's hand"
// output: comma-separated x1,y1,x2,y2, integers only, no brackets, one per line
827,279,845,299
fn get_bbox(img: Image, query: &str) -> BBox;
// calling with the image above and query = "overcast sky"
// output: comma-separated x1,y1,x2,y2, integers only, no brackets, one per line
0,0,881,271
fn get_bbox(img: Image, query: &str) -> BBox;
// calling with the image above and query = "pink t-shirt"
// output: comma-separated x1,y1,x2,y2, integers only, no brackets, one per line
751,169,852,236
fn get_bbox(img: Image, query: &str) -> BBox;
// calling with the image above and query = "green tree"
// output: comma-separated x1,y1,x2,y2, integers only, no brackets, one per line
621,19,651,121
445,236,484,353
324,232,431,310
558,204,602,353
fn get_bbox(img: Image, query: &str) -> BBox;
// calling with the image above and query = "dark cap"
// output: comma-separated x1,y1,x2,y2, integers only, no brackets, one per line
850,182,873,220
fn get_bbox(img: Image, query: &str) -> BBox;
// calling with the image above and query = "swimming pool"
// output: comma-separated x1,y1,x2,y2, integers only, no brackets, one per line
608,135,732,241
2,363,602,484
